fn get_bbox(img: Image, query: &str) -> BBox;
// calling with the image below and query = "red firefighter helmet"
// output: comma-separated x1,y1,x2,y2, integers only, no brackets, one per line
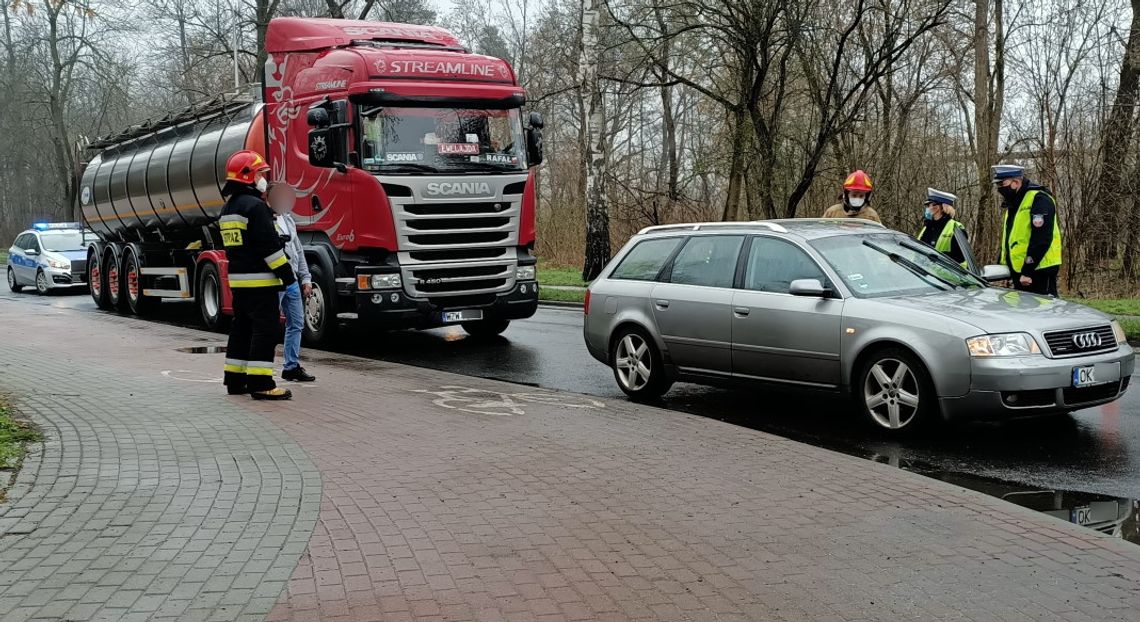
842,169,873,193
225,150,270,185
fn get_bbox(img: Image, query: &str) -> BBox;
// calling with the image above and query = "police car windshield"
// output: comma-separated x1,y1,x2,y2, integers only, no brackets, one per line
360,107,526,174
810,233,984,298
38,231,86,252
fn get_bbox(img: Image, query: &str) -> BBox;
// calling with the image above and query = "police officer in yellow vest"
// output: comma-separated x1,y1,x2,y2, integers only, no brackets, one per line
917,188,967,268
992,164,1063,296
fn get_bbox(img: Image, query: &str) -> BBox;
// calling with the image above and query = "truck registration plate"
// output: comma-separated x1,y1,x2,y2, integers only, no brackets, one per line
441,309,483,324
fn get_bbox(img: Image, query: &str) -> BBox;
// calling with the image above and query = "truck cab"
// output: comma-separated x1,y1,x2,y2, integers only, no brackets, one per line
264,18,545,340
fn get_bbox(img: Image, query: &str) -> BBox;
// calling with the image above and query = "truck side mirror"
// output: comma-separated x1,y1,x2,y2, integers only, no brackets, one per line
308,128,344,170
526,113,544,167
307,108,330,128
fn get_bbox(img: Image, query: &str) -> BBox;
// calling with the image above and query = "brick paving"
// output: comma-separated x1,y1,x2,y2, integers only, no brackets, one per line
2,297,1140,621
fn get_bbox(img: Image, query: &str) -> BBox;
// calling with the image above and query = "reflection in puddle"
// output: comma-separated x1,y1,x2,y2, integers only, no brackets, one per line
175,346,227,354
870,453,1140,544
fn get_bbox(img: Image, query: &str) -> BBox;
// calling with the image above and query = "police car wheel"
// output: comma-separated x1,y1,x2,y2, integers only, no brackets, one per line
7,267,22,292
35,269,51,295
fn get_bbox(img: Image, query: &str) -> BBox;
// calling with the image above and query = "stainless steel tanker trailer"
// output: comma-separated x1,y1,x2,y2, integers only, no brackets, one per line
79,93,263,325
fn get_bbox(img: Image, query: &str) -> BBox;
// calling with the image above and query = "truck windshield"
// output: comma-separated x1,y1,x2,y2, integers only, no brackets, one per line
360,107,526,174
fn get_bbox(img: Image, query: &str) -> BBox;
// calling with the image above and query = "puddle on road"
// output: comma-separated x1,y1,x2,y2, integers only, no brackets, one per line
175,346,227,354
870,455,1140,544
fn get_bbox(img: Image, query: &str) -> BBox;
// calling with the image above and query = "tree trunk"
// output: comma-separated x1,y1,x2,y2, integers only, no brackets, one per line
972,0,1004,265
580,0,610,281
722,107,747,221
1094,0,1140,266
654,2,679,203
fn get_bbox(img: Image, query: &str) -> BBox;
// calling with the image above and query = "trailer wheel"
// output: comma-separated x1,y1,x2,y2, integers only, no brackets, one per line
303,262,337,346
104,249,125,310
123,249,156,316
88,247,109,309
198,261,230,332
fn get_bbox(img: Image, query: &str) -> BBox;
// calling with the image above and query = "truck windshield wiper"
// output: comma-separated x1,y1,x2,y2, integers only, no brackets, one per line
374,163,438,174
862,240,956,291
459,162,524,172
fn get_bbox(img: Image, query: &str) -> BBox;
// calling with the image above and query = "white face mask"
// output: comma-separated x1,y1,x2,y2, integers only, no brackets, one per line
847,196,865,209
255,177,268,193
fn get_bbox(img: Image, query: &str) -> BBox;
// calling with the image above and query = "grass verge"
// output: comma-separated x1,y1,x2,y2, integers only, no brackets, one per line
0,396,42,503
539,286,586,304
538,264,589,288
1073,298,1140,318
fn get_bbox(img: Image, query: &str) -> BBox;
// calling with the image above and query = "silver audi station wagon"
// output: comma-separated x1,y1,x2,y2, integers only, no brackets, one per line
582,220,1133,435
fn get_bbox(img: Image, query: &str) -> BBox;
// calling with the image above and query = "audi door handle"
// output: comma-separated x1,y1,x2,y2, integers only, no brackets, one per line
733,307,750,317
655,300,670,309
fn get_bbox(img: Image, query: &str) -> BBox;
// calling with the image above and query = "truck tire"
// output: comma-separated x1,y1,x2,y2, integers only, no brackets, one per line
197,261,230,332
123,249,157,316
104,247,125,311
461,319,510,339
303,262,337,346
88,247,109,309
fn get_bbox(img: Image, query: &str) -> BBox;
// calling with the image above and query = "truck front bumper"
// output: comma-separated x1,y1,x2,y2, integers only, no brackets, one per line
354,280,539,328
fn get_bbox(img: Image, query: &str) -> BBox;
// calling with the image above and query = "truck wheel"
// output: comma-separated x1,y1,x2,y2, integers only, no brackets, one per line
461,319,510,339
104,249,125,310
7,267,22,293
88,248,109,308
303,262,337,346
123,250,156,316
197,261,230,332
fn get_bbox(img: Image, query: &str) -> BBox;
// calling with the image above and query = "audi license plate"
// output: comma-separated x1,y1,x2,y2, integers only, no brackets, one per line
1072,363,1118,388
441,309,483,324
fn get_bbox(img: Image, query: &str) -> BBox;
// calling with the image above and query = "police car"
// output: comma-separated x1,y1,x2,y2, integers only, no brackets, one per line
6,223,93,294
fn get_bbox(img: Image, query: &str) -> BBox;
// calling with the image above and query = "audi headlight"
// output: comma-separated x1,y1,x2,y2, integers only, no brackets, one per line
966,333,1042,357
47,258,70,270
516,266,536,281
1111,320,1127,345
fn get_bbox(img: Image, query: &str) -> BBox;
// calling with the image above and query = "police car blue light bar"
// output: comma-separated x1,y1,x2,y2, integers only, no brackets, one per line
32,222,83,231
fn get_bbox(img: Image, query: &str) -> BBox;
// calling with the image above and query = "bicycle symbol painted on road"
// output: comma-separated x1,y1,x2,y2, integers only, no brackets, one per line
412,385,605,417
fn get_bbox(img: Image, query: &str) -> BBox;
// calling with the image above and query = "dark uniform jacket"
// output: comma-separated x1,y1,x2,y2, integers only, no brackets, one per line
219,185,297,290
919,217,967,265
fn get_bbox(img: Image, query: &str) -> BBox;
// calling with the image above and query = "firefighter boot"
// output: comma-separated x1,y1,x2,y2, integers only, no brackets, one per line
251,387,293,401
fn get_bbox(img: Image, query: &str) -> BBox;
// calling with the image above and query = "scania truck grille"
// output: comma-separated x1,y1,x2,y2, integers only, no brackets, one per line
383,174,529,299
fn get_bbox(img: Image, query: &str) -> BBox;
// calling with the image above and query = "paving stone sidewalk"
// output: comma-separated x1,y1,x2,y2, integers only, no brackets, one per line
2,298,1140,621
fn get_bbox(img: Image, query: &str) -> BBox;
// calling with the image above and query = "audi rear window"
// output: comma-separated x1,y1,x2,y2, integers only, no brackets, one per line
610,237,683,281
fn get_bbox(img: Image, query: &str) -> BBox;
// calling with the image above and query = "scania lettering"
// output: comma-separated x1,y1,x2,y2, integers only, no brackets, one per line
78,17,545,342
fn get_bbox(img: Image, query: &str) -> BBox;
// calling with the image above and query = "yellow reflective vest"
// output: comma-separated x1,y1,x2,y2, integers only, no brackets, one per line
1000,190,1062,273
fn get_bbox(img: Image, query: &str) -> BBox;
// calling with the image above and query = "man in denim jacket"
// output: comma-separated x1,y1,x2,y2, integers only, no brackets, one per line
267,182,316,382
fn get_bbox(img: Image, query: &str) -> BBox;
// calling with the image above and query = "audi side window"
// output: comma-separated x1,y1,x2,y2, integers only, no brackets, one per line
668,235,744,288
611,238,682,281
745,237,829,294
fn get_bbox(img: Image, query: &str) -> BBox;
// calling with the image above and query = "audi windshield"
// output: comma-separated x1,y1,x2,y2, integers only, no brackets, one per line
361,107,527,174
810,233,985,299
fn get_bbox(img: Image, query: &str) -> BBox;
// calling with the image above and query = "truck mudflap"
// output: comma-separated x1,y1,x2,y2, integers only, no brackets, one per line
355,280,538,328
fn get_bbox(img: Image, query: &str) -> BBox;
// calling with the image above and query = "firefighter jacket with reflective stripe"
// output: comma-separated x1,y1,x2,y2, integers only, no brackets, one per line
1000,188,1062,275
219,188,297,289
917,218,967,268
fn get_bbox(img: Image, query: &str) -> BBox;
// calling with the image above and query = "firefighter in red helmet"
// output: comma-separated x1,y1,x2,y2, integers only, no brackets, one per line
822,169,882,223
219,150,296,400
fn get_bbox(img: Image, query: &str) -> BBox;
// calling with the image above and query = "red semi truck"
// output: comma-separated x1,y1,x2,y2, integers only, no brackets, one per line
79,17,544,343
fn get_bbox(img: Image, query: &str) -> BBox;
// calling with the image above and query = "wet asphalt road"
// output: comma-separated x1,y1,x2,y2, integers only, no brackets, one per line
4,288,1139,536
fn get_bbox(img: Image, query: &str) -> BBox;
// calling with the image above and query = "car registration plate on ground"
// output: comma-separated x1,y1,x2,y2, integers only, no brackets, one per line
441,309,483,324
1071,364,1117,388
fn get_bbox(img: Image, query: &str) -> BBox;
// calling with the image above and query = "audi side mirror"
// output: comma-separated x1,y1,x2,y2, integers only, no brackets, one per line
981,265,1011,282
789,279,827,297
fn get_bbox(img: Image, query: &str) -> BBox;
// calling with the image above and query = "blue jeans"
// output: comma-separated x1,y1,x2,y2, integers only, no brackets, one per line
279,286,304,371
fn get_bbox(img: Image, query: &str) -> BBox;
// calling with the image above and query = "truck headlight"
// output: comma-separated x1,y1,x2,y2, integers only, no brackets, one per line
370,274,401,289
1111,320,1127,345
966,333,1042,357
47,258,70,270
516,266,536,281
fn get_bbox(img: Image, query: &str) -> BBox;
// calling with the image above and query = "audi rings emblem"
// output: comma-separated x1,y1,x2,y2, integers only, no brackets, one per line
1072,332,1103,349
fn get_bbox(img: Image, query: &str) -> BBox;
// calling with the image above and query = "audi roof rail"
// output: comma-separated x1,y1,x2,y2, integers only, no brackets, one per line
636,221,789,236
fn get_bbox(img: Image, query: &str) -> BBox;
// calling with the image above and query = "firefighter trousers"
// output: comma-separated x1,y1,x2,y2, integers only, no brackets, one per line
224,287,282,393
